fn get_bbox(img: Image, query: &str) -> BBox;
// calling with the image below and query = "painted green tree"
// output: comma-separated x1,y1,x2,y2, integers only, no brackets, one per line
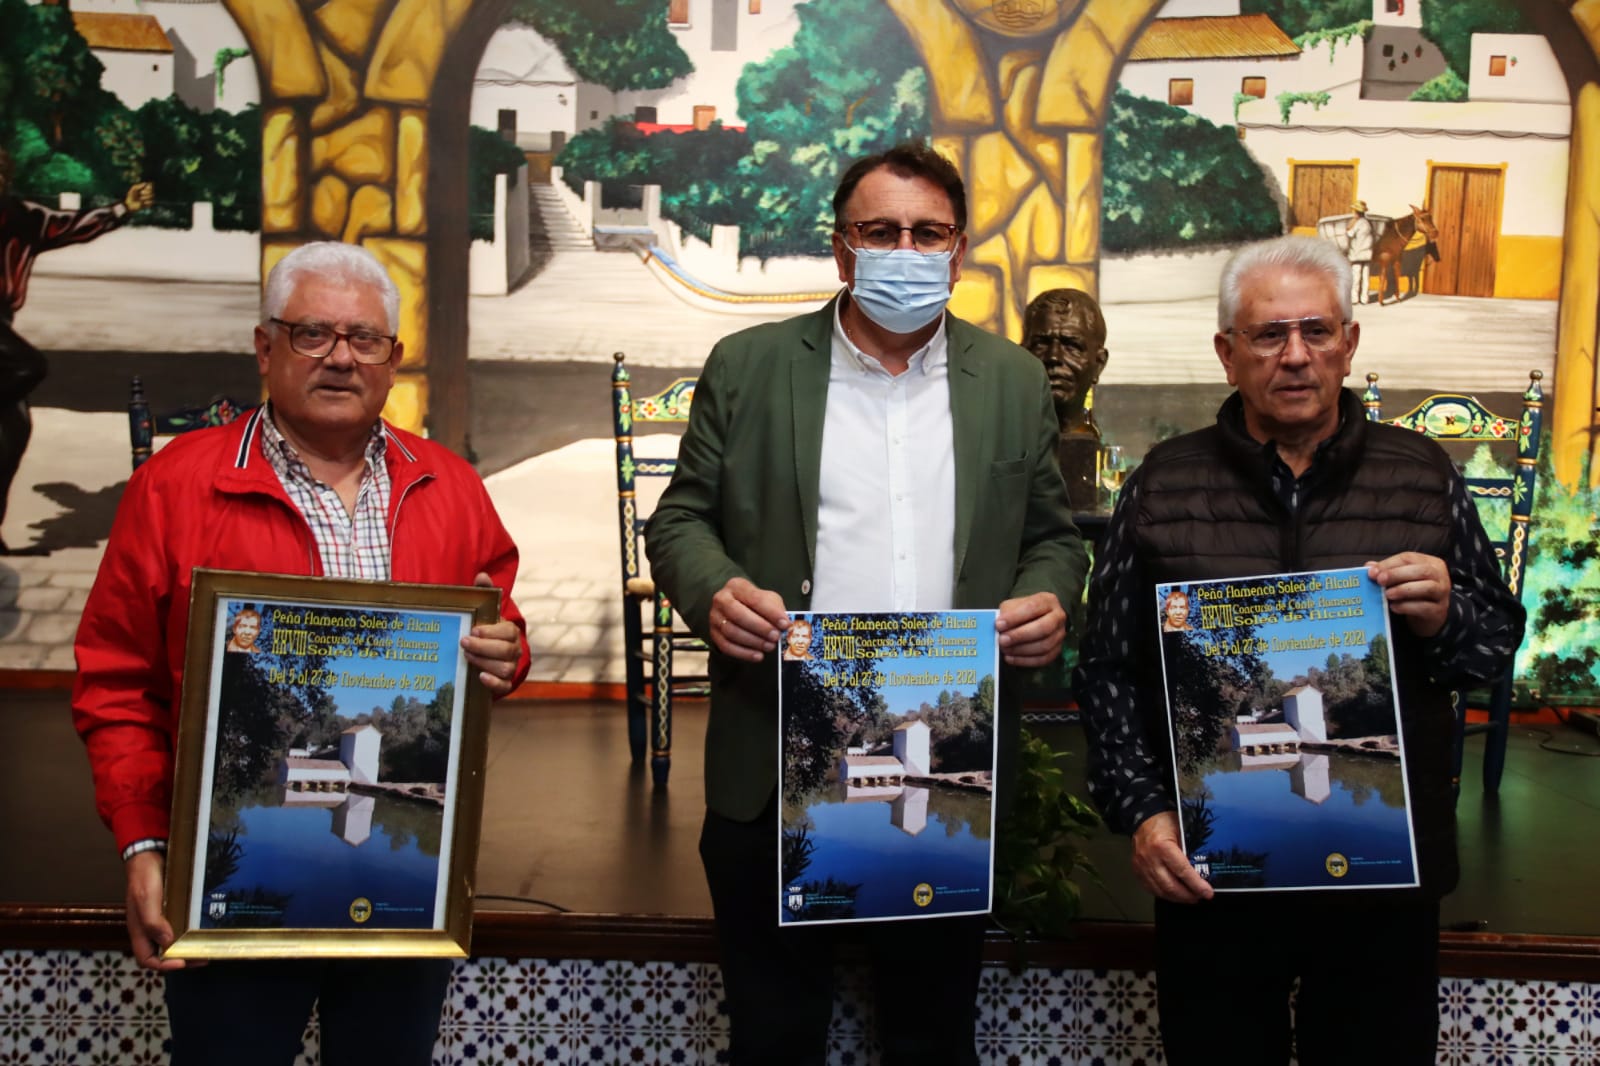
554,116,750,242
133,97,260,230
725,0,927,257
1520,458,1600,700
506,0,691,91
10,0,105,149
1240,0,1368,36
1101,87,1282,253
0,0,267,224
554,0,926,260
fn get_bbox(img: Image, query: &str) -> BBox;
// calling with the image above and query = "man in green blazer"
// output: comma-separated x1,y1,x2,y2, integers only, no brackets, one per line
647,143,1087,1066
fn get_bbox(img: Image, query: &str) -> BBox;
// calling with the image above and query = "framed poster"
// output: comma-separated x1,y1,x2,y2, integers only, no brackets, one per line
1155,567,1420,891
778,610,999,925
162,569,498,959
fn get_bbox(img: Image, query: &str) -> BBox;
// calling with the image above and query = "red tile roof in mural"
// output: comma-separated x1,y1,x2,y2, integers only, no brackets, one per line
1128,14,1299,61
71,12,173,54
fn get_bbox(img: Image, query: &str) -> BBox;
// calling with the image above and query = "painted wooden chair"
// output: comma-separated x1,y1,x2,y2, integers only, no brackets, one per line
611,353,706,785
1362,370,1544,798
128,376,247,470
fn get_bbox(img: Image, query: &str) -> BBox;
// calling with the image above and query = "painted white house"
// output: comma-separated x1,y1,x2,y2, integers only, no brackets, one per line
340,724,383,785
1119,0,1571,307
1236,85,1570,301
1117,11,1303,131
588,0,805,131
1468,34,1568,105
1371,0,1422,32
51,0,259,112
472,24,577,150
892,719,930,777
70,11,174,111
1361,0,1448,101
1283,685,1329,742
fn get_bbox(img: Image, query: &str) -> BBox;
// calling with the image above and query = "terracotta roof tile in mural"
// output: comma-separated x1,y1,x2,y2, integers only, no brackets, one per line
71,12,173,54
1129,14,1300,61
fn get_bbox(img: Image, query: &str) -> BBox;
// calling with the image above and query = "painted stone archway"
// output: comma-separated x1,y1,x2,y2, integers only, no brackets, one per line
885,0,1163,341
1559,3,1600,490
220,0,510,449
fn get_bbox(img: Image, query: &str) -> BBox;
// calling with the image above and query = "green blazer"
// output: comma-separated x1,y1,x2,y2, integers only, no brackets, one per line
646,298,1088,822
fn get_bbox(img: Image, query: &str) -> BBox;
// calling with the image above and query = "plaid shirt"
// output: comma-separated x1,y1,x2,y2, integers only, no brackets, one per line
260,405,392,580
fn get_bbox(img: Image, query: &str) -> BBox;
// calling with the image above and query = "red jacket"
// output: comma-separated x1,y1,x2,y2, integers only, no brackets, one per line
72,408,531,851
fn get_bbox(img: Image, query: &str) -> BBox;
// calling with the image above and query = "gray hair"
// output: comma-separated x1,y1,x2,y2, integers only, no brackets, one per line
262,242,401,333
1217,235,1352,330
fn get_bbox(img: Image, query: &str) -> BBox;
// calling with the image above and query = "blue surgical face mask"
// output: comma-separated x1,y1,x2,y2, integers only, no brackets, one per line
845,246,955,335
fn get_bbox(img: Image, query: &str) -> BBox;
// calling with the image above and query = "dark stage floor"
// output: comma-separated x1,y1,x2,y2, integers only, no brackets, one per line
3,693,1598,938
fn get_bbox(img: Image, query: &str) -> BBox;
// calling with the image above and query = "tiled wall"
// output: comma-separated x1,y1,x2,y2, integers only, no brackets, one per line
1,950,1596,1064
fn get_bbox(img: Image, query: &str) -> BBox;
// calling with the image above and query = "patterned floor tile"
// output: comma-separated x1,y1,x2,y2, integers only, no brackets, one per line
0,950,1595,1064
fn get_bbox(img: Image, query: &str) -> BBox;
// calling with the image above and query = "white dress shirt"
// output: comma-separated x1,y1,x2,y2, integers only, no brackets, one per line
809,303,956,612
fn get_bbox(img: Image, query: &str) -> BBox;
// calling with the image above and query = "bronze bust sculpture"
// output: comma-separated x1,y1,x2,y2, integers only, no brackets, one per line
1022,288,1109,509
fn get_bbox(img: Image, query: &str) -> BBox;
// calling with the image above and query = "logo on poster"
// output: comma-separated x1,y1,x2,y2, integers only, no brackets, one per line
912,883,934,907
786,889,805,913
349,897,374,923
207,893,227,920
1325,853,1349,878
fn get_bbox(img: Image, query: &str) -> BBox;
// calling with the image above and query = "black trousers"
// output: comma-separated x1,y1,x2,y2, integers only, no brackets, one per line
0,315,44,544
1154,895,1440,1066
164,957,453,1066
700,794,986,1066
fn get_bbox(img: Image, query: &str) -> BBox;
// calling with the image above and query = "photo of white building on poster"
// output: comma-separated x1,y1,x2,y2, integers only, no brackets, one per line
779,610,998,924
1157,568,1420,891
191,598,472,931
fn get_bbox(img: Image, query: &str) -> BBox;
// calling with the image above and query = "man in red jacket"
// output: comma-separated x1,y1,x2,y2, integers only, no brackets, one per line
73,241,530,1066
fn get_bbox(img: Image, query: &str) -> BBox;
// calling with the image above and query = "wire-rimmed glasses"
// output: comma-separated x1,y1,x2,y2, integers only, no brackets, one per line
1223,316,1349,359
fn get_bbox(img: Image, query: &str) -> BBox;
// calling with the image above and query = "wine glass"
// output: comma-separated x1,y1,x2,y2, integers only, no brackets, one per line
1099,445,1128,507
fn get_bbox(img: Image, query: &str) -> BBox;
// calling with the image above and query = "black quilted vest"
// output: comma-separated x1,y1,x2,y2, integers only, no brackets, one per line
1130,388,1461,897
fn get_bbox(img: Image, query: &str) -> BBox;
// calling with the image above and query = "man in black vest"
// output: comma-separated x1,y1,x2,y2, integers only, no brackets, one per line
1075,235,1524,1066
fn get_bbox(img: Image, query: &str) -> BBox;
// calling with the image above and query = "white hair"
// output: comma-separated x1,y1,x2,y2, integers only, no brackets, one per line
1217,235,1352,329
261,242,401,333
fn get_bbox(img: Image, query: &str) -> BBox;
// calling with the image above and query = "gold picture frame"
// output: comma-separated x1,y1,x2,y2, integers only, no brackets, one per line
163,569,498,959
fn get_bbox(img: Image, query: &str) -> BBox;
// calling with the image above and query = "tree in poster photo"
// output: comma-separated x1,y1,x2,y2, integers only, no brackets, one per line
1162,617,1265,776
781,643,886,801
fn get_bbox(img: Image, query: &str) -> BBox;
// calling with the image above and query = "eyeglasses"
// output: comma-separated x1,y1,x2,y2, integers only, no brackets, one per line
842,219,961,254
1224,316,1348,359
270,318,396,364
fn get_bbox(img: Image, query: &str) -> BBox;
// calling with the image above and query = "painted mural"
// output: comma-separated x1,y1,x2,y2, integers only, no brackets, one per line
0,0,1596,708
